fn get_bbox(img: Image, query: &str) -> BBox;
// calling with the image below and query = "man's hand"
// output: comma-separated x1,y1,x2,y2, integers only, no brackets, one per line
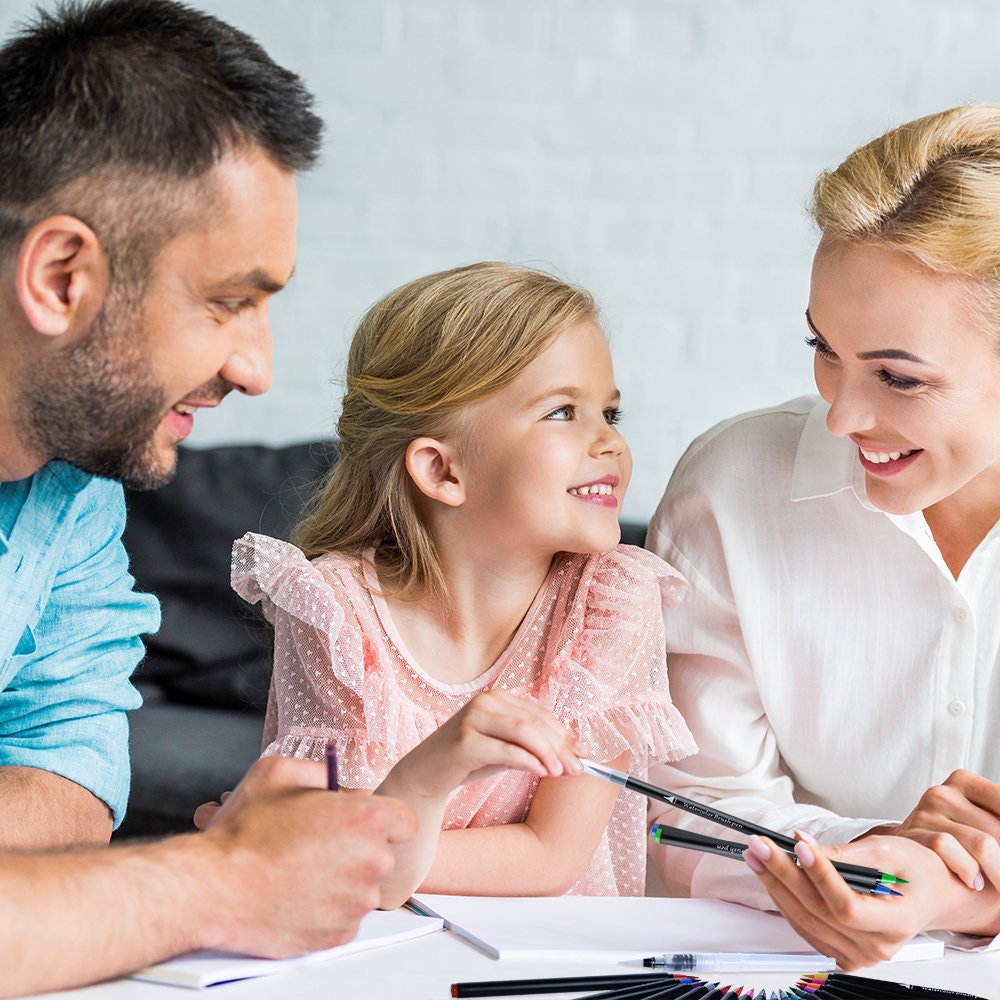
193,755,417,957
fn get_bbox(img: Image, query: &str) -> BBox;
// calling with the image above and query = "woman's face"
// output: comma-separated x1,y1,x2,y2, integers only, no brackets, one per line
807,238,1000,516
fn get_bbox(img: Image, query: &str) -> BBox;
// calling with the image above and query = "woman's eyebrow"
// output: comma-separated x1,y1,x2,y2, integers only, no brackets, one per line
805,308,928,364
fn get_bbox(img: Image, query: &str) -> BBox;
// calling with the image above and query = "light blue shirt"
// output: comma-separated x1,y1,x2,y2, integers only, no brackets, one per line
0,461,160,827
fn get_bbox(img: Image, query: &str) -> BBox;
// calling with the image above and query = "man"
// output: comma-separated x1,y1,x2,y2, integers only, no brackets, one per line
0,2,416,994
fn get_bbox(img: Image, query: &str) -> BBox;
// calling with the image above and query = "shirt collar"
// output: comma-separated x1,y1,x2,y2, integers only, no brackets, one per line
0,462,92,556
790,397,875,507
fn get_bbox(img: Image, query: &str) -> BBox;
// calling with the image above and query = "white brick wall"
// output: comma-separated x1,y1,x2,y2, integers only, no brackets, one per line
4,0,1000,521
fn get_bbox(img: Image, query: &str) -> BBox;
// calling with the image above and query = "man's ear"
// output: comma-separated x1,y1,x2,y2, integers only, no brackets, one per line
405,437,466,508
16,215,109,337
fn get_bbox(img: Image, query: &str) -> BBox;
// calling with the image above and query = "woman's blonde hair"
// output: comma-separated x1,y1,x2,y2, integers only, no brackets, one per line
294,261,598,598
810,104,1000,318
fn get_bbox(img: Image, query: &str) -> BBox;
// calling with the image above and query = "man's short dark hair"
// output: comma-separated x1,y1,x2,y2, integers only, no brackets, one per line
0,0,323,283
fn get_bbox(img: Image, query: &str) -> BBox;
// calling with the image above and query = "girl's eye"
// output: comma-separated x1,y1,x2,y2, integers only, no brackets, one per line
545,405,574,421
805,335,835,359
604,408,622,426
876,369,925,392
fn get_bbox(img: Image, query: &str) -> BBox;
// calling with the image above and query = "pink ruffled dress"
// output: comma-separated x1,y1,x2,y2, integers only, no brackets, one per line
232,533,697,896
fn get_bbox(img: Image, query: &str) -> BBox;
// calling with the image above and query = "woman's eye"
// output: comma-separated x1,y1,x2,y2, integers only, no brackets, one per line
805,335,835,359
876,369,924,392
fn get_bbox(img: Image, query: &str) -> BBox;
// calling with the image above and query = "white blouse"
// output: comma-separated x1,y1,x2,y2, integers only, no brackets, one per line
646,395,1000,948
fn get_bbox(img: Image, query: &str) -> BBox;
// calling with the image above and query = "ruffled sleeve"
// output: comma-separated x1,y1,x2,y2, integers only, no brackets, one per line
232,532,347,655
232,532,369,766
539,545,697,770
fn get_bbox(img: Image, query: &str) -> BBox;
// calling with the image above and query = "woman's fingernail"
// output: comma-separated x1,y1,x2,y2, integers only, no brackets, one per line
744,848,766,873
795,839,816,868
974,871,986,892
747,834,771,862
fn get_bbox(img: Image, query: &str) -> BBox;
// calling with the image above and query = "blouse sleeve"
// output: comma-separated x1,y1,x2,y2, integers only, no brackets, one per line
231,532,373,774
540,545,697,769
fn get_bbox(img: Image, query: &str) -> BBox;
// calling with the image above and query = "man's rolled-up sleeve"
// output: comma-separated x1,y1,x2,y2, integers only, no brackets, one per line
0,477,160,827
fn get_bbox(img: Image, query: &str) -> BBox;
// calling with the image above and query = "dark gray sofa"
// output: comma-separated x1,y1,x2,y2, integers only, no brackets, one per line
116,440,646,839
116,440,336,838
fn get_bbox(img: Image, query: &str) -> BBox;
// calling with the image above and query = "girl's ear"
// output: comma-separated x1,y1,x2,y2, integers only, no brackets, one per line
16,215,109,338
405,437,466,508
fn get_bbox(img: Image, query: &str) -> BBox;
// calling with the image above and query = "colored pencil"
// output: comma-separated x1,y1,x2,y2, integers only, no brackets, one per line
451,973,692,997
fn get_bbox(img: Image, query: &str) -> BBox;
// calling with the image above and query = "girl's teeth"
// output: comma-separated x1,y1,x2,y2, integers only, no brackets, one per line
861,448,914,464
569,484,613,496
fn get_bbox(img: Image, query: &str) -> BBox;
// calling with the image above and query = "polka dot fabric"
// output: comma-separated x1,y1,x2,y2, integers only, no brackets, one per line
232,533,697,896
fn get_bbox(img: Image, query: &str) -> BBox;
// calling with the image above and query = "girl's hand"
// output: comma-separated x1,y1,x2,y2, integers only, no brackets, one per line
891,770,1000,892
372,691,582,908
380,690,582,804
193,790,234,830
743,830,999,970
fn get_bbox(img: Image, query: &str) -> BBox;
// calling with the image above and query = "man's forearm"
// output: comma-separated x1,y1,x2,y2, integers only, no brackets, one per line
0,765,112,849
1,833,219,998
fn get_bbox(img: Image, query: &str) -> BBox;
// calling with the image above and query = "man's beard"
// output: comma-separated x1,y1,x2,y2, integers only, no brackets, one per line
15,286,173,491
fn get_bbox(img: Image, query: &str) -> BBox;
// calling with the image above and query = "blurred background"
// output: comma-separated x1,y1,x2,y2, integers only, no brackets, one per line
3,0,999,521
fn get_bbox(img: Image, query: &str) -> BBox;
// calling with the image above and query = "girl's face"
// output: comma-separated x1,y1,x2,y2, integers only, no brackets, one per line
456,319,631,560
807,238,1000,517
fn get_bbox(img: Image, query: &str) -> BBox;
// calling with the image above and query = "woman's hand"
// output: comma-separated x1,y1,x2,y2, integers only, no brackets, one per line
891,770,1000,891
743,830,999,969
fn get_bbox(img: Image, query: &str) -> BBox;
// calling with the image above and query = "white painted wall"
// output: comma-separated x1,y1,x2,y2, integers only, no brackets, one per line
4,0,999,521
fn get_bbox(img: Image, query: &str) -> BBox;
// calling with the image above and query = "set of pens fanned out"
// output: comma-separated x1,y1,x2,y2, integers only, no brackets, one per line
451,971,986,999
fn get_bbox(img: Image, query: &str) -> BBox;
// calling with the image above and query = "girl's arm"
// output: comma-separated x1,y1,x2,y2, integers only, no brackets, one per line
373,690,585,908
415,747,630,898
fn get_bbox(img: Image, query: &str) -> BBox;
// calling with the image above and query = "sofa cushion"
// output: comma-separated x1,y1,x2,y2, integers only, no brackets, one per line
118,686,266,837
122,440,336,711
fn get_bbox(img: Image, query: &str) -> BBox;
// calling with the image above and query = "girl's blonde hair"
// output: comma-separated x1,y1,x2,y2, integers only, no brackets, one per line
294,261,598,598
810,104,1000,321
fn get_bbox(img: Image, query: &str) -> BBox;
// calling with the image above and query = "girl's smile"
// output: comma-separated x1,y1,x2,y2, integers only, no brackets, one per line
568,475,619,505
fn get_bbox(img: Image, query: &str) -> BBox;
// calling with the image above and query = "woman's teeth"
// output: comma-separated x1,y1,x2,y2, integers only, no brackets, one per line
860,447,914,464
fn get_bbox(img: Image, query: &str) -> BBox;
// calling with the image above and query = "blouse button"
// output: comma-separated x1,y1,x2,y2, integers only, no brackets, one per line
953,607,969,624
948,699,966,716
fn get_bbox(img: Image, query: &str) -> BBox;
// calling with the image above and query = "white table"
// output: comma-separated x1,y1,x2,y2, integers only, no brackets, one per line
24,927,1000,1000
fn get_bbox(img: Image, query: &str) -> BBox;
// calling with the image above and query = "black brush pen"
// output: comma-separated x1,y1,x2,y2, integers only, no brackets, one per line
581,759,907,887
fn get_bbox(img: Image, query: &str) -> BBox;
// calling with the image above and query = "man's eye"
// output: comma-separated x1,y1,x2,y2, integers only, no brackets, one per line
216,298,253,315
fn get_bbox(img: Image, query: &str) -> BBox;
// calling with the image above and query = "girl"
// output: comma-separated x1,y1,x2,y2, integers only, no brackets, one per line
233,262,695,907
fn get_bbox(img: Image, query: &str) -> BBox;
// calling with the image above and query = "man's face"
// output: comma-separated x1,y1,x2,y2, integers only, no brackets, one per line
17,148,298,489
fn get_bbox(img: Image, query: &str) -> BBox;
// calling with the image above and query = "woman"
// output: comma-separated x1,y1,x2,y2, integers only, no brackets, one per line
646,104,1000,968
